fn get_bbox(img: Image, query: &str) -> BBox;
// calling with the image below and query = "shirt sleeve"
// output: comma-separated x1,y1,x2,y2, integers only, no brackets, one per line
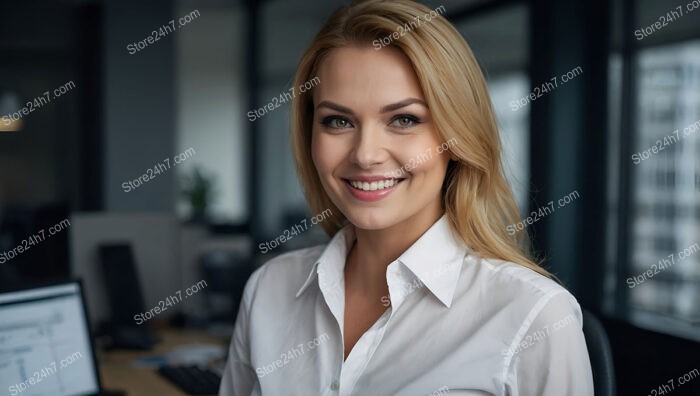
219,267,264,396
504,291,594,396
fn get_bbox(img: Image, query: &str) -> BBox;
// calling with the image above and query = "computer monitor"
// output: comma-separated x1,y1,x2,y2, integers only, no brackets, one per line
0,281,102,396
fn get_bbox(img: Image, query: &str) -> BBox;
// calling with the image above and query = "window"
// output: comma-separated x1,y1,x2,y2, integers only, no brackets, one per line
453,3,531,212
607,0,700,340
628,41,700,326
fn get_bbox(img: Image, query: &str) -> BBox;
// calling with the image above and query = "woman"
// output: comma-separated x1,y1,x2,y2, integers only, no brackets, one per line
220,0,593,394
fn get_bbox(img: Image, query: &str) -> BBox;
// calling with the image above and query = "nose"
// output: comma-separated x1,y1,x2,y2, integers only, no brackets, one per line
349,125,387,169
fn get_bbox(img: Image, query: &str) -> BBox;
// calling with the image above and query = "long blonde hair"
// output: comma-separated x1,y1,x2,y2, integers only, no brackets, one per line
290,0,549,277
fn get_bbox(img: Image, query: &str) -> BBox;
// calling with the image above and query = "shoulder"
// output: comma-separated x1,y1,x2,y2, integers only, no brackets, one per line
478,257,577,304
478,258,594,394
469,256,583,331
243,244,326,297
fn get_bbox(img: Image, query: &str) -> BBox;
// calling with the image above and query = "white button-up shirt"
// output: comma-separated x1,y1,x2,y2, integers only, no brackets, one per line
219,215,594,395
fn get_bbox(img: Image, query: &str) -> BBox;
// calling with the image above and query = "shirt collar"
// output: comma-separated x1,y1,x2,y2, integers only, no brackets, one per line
295,215,470,307
295,223,354,298
395,215,469,307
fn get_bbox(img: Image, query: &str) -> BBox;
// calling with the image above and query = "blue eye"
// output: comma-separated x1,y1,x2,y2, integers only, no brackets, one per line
390,115,420,128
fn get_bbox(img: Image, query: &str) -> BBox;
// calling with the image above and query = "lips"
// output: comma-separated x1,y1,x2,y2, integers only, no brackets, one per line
342,176,406,202
347,179,400,191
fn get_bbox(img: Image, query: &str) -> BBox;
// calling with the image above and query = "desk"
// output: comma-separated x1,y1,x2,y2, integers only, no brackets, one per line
98,327,228,396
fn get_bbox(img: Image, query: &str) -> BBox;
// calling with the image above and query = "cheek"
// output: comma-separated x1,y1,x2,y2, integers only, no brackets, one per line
310,132,322,172
311,130,343,177
397,144,450,190
394,143,427,166
396,141,446,175
418,156,449,180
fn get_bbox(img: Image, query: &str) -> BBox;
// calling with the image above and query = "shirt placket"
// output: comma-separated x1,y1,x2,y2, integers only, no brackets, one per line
337,261,407,396
338,308,392,396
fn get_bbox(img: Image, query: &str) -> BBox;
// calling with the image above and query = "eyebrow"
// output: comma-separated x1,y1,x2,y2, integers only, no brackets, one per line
315,98,427,115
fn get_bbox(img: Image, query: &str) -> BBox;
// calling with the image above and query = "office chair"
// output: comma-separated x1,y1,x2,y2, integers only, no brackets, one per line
582,309,616,396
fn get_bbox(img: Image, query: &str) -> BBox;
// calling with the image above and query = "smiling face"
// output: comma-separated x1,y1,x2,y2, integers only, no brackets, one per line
311,46,451,231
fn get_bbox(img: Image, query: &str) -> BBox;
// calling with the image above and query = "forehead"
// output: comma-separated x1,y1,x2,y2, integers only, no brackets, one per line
313,46,425,108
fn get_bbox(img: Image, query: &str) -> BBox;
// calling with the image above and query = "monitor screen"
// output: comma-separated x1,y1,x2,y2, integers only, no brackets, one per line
0,282,100,396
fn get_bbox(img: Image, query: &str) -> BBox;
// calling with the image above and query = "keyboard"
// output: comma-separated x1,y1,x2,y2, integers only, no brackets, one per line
157,365,222,395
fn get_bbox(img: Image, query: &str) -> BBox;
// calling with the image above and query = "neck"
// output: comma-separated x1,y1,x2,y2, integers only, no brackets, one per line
345,205,445,295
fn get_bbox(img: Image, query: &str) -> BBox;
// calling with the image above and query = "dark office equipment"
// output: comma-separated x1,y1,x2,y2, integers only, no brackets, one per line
31,203,71,279
98,243,156,349
157,365,222,395
102,324,158,350
200,250,254,323
582,309,616,396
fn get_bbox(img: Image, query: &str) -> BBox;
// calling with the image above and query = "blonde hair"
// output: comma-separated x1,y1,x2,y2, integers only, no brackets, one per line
290,0,549,276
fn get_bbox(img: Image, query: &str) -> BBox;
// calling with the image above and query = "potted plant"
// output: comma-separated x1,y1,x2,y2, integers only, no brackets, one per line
181,167,216,224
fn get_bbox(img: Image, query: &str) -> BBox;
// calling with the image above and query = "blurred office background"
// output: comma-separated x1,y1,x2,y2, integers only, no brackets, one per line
0,0,698,394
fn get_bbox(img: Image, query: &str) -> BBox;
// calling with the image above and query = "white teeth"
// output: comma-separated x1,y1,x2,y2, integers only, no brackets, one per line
349,179,399,191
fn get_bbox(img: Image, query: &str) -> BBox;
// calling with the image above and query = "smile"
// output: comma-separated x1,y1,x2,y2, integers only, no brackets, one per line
342,177,406,202
347,178,402,191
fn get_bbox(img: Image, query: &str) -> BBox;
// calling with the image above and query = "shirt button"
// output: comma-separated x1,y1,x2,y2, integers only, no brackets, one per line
330,380,339,391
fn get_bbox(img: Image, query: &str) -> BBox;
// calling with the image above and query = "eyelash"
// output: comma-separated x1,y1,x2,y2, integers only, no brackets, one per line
320,116,353,130
319,114,422,130
391,114,421,128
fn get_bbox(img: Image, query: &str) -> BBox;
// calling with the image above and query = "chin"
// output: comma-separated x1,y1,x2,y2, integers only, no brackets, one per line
346,213,394,231
342,203,416,232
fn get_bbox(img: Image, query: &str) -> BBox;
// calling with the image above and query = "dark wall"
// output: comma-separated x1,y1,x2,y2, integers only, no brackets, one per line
0,1,97,285
0,2,80,208
102,0,176,212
